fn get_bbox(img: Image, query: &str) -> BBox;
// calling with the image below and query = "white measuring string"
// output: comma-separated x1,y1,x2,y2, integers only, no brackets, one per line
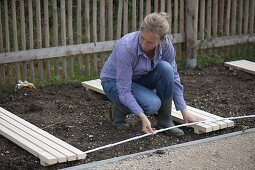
84,115,255,154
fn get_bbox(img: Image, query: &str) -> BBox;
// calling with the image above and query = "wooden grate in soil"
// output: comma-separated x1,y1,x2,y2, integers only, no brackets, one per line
224,60,255,75
82,79,234,134
0,107,86,166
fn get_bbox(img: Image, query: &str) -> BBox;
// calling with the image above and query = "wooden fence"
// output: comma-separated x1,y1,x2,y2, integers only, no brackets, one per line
0,0,255,87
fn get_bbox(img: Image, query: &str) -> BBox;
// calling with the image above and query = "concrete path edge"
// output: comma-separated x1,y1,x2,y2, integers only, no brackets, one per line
62,128,255,170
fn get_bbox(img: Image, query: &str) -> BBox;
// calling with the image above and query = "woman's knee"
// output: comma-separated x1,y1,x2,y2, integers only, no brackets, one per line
142,97,161,116
157,61,174,77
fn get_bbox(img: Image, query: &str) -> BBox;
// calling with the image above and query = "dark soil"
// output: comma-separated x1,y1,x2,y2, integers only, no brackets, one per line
0,64,254,170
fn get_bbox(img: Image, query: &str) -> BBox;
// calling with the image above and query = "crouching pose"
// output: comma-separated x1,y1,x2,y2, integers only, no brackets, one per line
100,12,201,136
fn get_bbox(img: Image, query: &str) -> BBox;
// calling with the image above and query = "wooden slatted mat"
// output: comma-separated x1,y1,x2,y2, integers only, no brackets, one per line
224,60,255,75
0,107,86,166
82,79,234,134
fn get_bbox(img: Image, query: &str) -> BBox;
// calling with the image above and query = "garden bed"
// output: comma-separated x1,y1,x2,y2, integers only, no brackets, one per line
0,64,254,170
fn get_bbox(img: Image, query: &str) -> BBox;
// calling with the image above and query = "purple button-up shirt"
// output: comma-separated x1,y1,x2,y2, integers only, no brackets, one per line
100,31,186,115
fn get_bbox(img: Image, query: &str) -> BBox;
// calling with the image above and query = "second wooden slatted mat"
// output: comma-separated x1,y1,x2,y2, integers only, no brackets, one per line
81,79,234,134
224,60,255,75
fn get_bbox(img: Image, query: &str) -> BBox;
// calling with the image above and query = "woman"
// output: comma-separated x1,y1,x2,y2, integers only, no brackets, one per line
100,12,201,136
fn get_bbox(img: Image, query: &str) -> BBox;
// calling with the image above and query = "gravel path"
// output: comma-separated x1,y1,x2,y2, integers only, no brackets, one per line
63,129,255,170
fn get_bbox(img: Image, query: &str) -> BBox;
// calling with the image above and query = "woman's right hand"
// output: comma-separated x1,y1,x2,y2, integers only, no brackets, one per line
139,113,156,134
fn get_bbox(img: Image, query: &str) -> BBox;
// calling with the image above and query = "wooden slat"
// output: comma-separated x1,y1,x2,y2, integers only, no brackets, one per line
186,106,234,128
1,113,77,161
81,80,104,94
224,60,255,75
171,110,213,133
0,107,86,160
81,79,233,134
0,117,67,162
230,0,237,36
0,123,57,165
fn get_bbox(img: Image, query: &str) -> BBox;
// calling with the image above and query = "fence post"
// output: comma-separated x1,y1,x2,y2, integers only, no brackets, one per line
185,0,198,68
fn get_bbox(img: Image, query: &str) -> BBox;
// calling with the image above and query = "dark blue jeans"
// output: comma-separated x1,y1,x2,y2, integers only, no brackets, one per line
101,61,174,115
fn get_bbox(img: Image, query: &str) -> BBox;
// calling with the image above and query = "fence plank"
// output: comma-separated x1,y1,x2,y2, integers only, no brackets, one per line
237,0,243,35
206,0,212,38
160,0,165,12
212,0,218,37
230,0,237,36
107,0,113,40
20,0,28,81
146,0,151,15
0,4,3,52
139,0,144,26
218,0,224,36
243,0,249,34
224,0,231,36
117,0,123,39
28,0,35,82
100,0,106,69
4,0,10,52
154,0,158,12
68,0,74,79
248,0,255,34
0,65,4,85
199,0,205,40
36,0,43,81
77,0,82,77
123,0,128,35
85,0,91,78
174,0,178,33
132,0,137,31
93,0,98,75
167,0,172,33
198,34,255,49
60,0,67,79
12,0,21,82
44,0,51,80
185,0,198,68
0,33,185,64
179,0,184,33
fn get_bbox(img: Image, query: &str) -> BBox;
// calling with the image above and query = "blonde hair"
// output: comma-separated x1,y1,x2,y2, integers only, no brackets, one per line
140,12,169,40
